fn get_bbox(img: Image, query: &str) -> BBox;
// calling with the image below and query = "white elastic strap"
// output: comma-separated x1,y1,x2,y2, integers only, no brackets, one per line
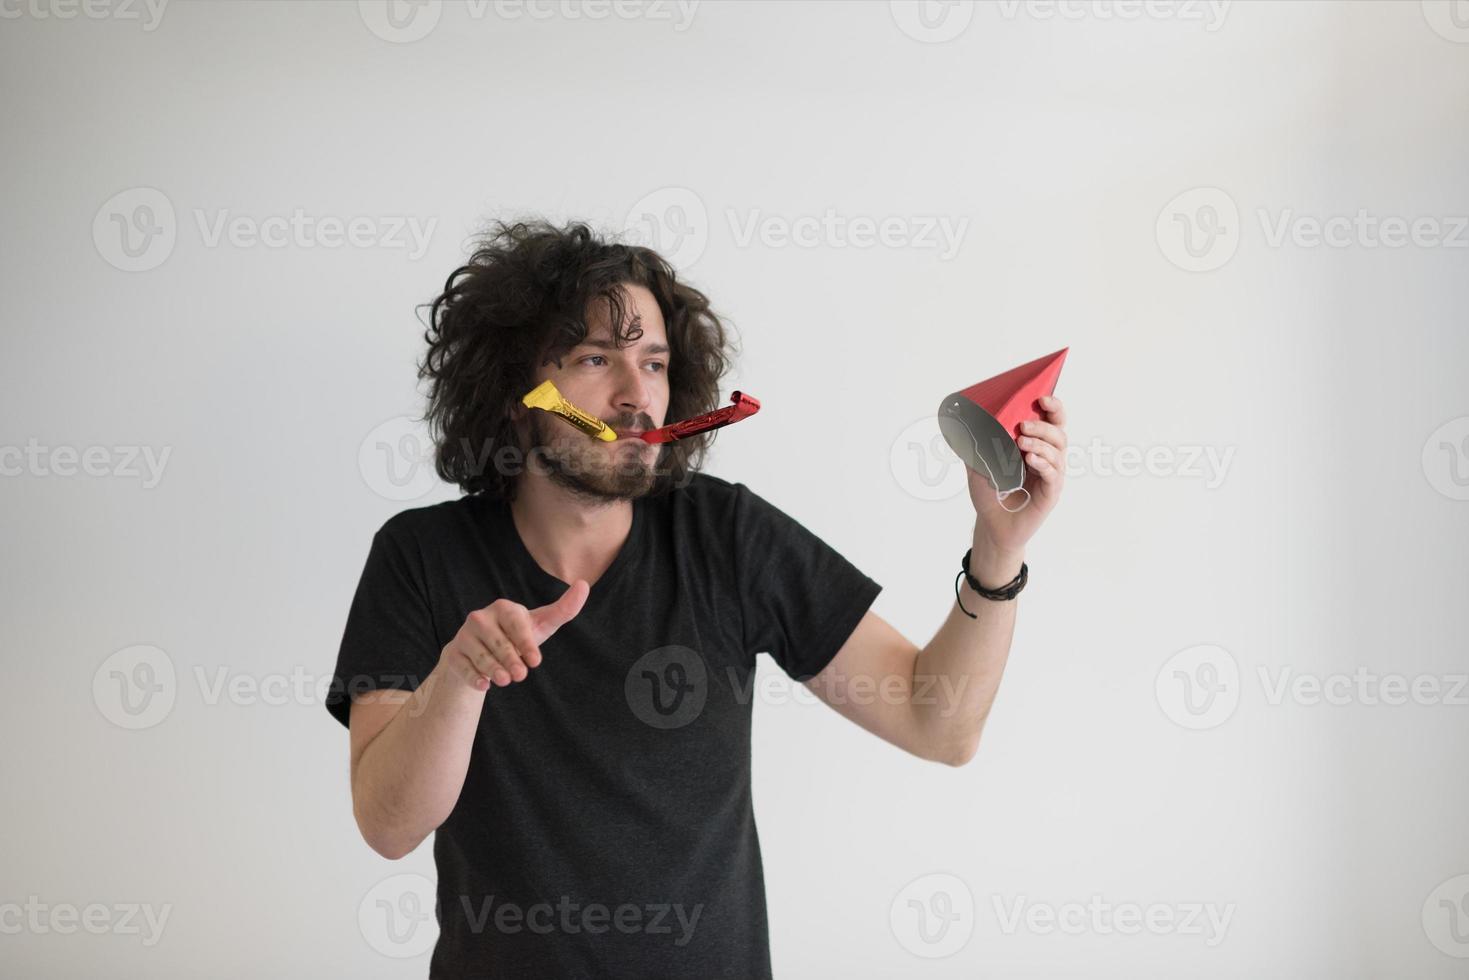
975,453,1032,514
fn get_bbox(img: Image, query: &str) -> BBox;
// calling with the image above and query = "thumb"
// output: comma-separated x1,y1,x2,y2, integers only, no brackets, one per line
529,579,590,643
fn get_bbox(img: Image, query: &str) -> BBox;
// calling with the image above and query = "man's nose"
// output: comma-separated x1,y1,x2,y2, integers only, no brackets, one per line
611,362,653,415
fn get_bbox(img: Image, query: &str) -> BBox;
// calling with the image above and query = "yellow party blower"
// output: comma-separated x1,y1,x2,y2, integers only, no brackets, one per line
521,379,617,442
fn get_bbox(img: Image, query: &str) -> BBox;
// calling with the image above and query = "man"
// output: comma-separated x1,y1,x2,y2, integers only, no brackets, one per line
326,220,1068,978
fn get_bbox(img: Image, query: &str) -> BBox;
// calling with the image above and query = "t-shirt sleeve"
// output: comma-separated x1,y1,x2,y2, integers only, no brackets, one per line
324,518,442,730
733,482,883,682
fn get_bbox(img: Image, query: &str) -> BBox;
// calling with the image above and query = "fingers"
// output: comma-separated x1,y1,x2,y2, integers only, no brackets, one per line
485,623,530,684
1023,447,1063,486
448,582,590,693
1021,399,1068,490
529,579,589,644
1017,433,1063,470
463,606,532,687
1037,394,1067,428
448,631,505,689
1019,417,1067,453
496,604,543,670
1017,433,1064,488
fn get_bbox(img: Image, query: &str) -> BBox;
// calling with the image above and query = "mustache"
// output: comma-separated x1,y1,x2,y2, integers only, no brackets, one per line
602,413,655,431
529,411,656,444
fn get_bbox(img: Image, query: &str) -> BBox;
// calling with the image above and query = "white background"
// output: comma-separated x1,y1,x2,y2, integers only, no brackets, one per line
3,1,1467,976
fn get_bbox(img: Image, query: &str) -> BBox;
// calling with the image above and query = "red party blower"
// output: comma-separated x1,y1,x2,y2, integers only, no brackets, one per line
630,391,761,444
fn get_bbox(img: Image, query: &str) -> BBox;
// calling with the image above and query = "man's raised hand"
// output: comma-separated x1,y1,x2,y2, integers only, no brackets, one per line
440,580,590,691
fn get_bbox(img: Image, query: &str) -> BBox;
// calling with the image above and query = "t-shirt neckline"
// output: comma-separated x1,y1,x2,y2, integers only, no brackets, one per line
495,492,644,600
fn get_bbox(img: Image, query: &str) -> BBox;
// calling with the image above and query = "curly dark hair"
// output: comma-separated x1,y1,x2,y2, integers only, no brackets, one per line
416,219,737,501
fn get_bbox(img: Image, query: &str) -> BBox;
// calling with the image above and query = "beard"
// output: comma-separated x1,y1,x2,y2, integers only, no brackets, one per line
527,411,661,503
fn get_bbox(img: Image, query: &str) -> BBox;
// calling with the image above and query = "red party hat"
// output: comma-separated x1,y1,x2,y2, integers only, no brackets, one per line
957,348,1068,442
937,348,1069,495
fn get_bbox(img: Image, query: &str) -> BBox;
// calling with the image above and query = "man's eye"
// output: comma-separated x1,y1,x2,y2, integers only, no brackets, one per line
647,362,667,373
581,355,607,367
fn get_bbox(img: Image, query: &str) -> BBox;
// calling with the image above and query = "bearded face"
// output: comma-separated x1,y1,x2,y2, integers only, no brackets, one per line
525,408,663,503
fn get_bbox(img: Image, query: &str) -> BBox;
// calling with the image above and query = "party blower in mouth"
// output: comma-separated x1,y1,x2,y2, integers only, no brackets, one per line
521,380,761,443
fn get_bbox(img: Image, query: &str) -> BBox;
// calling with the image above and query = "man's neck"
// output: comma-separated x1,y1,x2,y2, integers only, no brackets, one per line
508,473,634,588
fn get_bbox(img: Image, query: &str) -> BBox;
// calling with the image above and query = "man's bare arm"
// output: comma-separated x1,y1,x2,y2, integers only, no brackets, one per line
349,675,488,860
348,581,589,859
804,541,1022,767
804,395,1069,766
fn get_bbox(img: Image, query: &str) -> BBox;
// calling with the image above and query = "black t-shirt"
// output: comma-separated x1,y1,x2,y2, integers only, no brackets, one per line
327,472,882,979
